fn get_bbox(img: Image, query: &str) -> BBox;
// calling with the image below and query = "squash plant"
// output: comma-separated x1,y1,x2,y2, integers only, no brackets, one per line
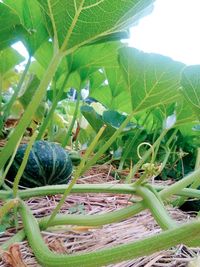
0,1,200,266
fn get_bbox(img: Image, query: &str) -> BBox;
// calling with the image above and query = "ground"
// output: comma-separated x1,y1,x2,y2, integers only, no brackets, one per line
0,165,199,267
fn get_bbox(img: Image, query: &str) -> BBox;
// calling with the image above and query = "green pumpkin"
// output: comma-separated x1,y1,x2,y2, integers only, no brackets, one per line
7,141,73,188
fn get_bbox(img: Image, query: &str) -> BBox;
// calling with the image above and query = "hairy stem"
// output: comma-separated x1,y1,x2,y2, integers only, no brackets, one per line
159,168,200,200
136,186,177,230
19,200,200,267
2,57,31,122
1,183,200,200
13,131,38,197
37,73,70,140
0,52,63,170
45,125,106,227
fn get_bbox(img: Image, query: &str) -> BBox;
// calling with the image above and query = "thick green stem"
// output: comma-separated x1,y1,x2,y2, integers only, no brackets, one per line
136,186,177,230
195,147,200,170
82,111,135,174
0,53,63,170
2,57,32,121
0,74,2,126
182,148,200,191
0,184,135,199
160,168,200,200
0,135,22,186
37,73,70,140
45,125,106,228
1,183,200,200
39,203,144,228
172,147,200,207
19,201,200,267
62,91,81,147
13,131,38,197
1,203,144,252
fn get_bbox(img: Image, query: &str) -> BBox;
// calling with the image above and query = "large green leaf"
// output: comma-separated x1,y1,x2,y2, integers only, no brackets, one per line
84,43,131,113
119,47,185,113
4,0,48,55
0,3,23,50
34,41,53,69
176,98,198,126
105,67,131,112
50,42,125,95
37,0,154,52
81,105,104,133
81,105,137,138
180,65,200,118
90,68,131,113
68,41,123,80
0,47,24,74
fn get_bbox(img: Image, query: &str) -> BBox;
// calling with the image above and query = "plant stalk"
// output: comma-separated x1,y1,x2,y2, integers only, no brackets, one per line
13,131,38,197
126,129,168,182
81,111,135,174
0,135,22,187
0,52,63,170
2,56,31,121
136,186,177,230
37,73,70,140
1,183,200,200
19,200,200,267
160,167,200,200
45,125,106,228
62,91,81,147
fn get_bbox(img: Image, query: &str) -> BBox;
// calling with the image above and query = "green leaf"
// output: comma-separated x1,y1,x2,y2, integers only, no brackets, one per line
90,82,113,108
29,61,45,80
65,71,81,91
69,42,122,73
89,30,130,45
81,105,137,139
103,110,138,131
119,47,185,113
81,105,104,133
2,69,20,92
104,67,131,112
0,47,24,74
34,41,53,69
176,98,198,126
180,65,200,118
37,0,155,52
87,44,131,113
0,3,22,50
4,0,48,55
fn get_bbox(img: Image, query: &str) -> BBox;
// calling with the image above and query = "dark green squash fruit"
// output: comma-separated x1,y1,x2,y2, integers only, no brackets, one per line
7,141,73,188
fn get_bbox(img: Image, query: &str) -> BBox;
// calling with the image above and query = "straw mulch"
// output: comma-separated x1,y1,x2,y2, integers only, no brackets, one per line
0,165,200,267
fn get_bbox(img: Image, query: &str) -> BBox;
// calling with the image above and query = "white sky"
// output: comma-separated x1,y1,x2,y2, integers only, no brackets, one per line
129,0,200,65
